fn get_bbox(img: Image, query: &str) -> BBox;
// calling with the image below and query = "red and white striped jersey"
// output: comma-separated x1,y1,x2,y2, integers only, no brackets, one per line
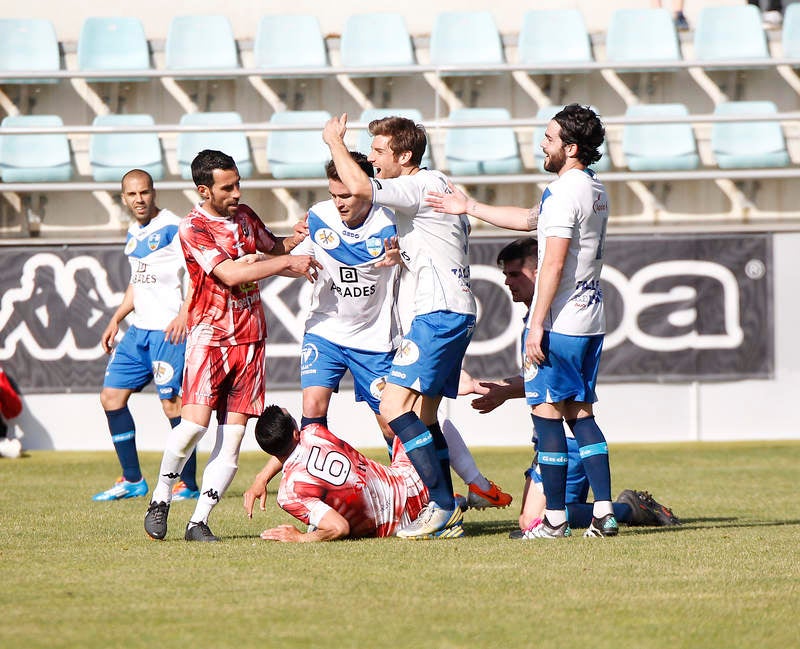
179,203,278,346
277,424,428,538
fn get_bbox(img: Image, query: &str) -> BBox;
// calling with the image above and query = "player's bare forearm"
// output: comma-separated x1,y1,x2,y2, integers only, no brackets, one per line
243,456,283,518
322,114,372,200
261,510,350,542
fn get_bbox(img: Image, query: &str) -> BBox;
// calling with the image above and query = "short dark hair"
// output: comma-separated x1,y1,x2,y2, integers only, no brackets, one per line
120,168,154,191
552,104,605,167
254,405,297,457
369,116,427,168
326,151,375,181
497,237,538,267
191,149,238,188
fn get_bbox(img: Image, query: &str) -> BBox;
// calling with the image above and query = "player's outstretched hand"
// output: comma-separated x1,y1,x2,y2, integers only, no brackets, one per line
470,382,508,414
287,255,322,282
261,524,304,542
322,113,348,145
243,482,269,519
375,236,404,268
425,180,469,215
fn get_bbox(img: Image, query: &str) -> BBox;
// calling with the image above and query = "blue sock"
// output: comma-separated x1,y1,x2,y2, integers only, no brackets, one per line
569,416,612,502
389,412,453,509
428,421,454,498
566,502,631,527
105,406,141,483
532,414,568,511
301,415,328,429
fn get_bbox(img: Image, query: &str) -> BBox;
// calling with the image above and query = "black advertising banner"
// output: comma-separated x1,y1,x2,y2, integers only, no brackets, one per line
0,234,772,393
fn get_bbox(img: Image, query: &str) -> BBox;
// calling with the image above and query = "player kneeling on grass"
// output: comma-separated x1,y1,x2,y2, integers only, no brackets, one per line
251,404,462,542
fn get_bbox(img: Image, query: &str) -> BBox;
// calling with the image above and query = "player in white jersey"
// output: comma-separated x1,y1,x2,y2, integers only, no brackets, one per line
429,105,616,540
323,114,475,539
93,169,199,502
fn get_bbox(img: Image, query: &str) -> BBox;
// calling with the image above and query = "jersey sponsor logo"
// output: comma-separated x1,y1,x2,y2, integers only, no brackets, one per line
147,232,161,251
152,361,175,385
301,343,319,370
340,267,358,283
366,237,383,257
392,339,420,366
314,228,340,250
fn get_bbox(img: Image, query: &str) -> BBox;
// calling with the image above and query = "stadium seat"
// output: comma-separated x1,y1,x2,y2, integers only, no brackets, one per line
253,15,327,72
77,17,150,80
429,11,504,70
444,108,522,175
711,101,790,169
340,13,414,70
266,110,332,179
517,10,592,71
165,15,239,72
781,5,800,59
0,18,60,84
177,112,253,179
356,108,432,168
693,5,769,63
532,105,611,173
89,114,163,182
0,115,72,182
605,9,681,69
622,103,699,171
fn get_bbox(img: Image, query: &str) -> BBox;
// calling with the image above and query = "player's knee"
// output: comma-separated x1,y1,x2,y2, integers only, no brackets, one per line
100,388,127,411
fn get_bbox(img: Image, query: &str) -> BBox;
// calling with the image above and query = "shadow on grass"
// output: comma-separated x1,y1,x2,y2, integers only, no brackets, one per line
462,519,518,536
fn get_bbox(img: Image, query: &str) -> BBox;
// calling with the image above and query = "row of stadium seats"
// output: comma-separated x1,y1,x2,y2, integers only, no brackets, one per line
0,101,791,184
2,5,800,84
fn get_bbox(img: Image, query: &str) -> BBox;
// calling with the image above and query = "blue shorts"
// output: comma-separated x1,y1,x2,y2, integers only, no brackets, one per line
526,436,589,505
387,311,475,398
523,330,603,406
300,333,394,413
103,325,184,400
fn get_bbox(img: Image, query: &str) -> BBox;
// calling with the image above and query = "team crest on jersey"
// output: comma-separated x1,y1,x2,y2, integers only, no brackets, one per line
370,375,388,400
124,238,137,256
315,228,340,250
152,361,175,385
301,343,319,370
523,356,538,382
393,339,420,366
147,232,161,251
365,237,383,257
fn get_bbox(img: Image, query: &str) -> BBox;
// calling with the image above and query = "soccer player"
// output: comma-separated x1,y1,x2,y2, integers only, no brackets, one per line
93,169,199,502
143,149,321,542
322,114,477,539
434,104,616,539
456,238,679,536
253,404,437,542
0,365,23,459
242,152,511,517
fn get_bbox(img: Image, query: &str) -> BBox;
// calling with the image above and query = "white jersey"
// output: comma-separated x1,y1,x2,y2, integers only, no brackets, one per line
533,168,609,335
123,209,186,331
293,200,400,352
369,169,476,318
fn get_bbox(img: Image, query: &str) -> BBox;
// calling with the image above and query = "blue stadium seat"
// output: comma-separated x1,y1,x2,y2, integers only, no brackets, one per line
429,11,504,70
89,114,163,182
253,15,327,72
444,108,522,175
341,13,414,70
0,19,60,84
165,15,238,72
711,101,790,169
605,9,681,69
266,110,332,179
77,17,150,81
781,4,800,59
356,108,432,168
177,112,252,179
622,104,699,171
517,10,592,71
693,5,769,62
0,115,72,182
532,105,611,173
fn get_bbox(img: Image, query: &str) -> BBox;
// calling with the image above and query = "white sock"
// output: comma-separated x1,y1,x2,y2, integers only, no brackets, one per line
545,508,568,527
190,424,245,524
151,420,207,503
441,418,487,488
593,500,614,518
